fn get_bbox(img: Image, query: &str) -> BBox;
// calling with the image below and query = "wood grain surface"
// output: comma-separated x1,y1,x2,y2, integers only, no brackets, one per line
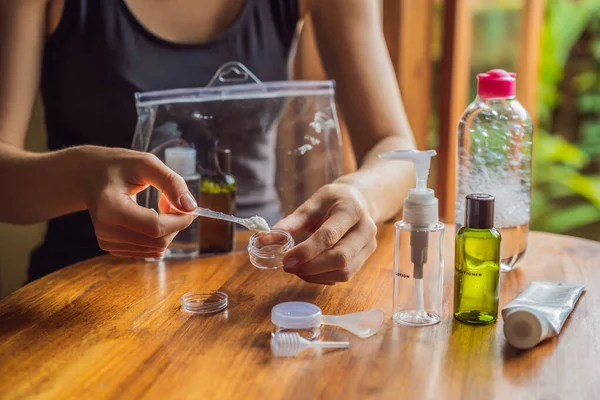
0,225,599,400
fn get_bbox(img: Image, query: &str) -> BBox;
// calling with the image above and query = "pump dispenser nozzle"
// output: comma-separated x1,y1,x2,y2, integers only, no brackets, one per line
380,149,435,191
379,149,443,326
379,149,438,226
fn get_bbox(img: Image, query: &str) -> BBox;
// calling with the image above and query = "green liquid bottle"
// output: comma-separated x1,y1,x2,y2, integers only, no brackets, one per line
454,194,501,324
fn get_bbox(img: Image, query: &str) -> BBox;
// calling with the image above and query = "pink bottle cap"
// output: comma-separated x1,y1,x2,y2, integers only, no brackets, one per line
477,69,516,99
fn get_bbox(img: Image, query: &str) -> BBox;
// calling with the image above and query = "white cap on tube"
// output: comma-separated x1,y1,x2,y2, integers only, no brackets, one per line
379,149,438,226
165,147,197,178
503,309,552,350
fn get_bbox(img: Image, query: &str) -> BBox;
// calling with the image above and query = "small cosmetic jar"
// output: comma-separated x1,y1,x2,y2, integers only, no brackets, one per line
271,301,322,340
248,229,294,270
180,291,228,314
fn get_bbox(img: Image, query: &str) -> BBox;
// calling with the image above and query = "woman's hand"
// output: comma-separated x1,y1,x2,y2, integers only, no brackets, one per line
79,146,197,259
274,183,378,284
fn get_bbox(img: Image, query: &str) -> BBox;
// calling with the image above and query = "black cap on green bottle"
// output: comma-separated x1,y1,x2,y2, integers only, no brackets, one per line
464,194,495,229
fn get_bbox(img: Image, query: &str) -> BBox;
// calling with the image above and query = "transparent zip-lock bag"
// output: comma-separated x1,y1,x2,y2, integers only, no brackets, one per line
132,62,343,258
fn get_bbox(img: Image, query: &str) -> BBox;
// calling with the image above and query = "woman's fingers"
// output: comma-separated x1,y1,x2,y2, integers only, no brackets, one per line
285,219,377,276
296,276,337,285
117,195,195,236
134,154,198,212
274,184,343,235
159,193,185,214
93,191,195,237
97,239,169,253
95,223,180,249
93,195,193,256
110,250,165,259
297,238,377,284
273,211,314,235
282,204,362,270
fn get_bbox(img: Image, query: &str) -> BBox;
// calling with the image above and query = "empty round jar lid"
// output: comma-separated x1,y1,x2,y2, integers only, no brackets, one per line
181,291,228,314
271,301,322,329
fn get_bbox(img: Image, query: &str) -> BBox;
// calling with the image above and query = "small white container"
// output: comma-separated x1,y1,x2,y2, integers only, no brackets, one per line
271,302,322,340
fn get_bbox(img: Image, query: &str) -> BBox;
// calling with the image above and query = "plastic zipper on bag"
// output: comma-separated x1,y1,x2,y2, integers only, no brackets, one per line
135,61,335,107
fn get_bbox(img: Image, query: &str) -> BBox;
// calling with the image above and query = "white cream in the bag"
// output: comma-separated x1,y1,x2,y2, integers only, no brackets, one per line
502,281,585,349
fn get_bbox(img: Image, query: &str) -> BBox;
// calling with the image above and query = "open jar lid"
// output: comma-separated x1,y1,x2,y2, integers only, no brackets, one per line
271,301,322,329
181,291,228,314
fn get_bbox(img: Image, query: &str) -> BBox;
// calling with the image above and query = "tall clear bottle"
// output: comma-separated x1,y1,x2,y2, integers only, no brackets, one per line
455,69,533,272
380,149,445,327
164,147,200,259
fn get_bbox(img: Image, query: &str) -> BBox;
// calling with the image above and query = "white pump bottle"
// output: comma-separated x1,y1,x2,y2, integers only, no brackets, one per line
380,149,445,326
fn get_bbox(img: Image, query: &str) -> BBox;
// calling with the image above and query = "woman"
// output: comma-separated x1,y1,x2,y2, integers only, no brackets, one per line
0,0,415,284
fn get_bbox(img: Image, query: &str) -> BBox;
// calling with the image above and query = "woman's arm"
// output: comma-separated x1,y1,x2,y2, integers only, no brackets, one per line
275,0,416,284
0,0,196,258
0,0,80,223
310,0,415,222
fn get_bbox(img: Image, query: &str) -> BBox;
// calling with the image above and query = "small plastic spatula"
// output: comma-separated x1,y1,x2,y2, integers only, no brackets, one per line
321,308,385,339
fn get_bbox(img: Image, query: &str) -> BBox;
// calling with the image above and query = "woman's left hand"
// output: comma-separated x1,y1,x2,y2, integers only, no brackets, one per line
274,183,378,284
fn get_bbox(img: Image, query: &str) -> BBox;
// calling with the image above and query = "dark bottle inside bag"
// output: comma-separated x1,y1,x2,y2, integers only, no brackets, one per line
198,148,236,253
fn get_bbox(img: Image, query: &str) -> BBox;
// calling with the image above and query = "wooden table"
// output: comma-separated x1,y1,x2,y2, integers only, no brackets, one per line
1,225,599,400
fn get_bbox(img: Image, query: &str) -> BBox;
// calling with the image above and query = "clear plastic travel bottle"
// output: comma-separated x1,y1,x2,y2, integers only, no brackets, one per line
164,147,200,259
380,149,445,327
455,69,533,272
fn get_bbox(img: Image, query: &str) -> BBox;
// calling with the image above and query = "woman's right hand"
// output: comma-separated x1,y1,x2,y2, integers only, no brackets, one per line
78,146,197,259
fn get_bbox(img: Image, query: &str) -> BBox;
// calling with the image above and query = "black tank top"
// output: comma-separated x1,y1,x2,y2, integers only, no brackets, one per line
30,0,300,281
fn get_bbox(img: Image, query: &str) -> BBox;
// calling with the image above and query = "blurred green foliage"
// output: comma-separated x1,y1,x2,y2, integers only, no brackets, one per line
531,0,600,237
